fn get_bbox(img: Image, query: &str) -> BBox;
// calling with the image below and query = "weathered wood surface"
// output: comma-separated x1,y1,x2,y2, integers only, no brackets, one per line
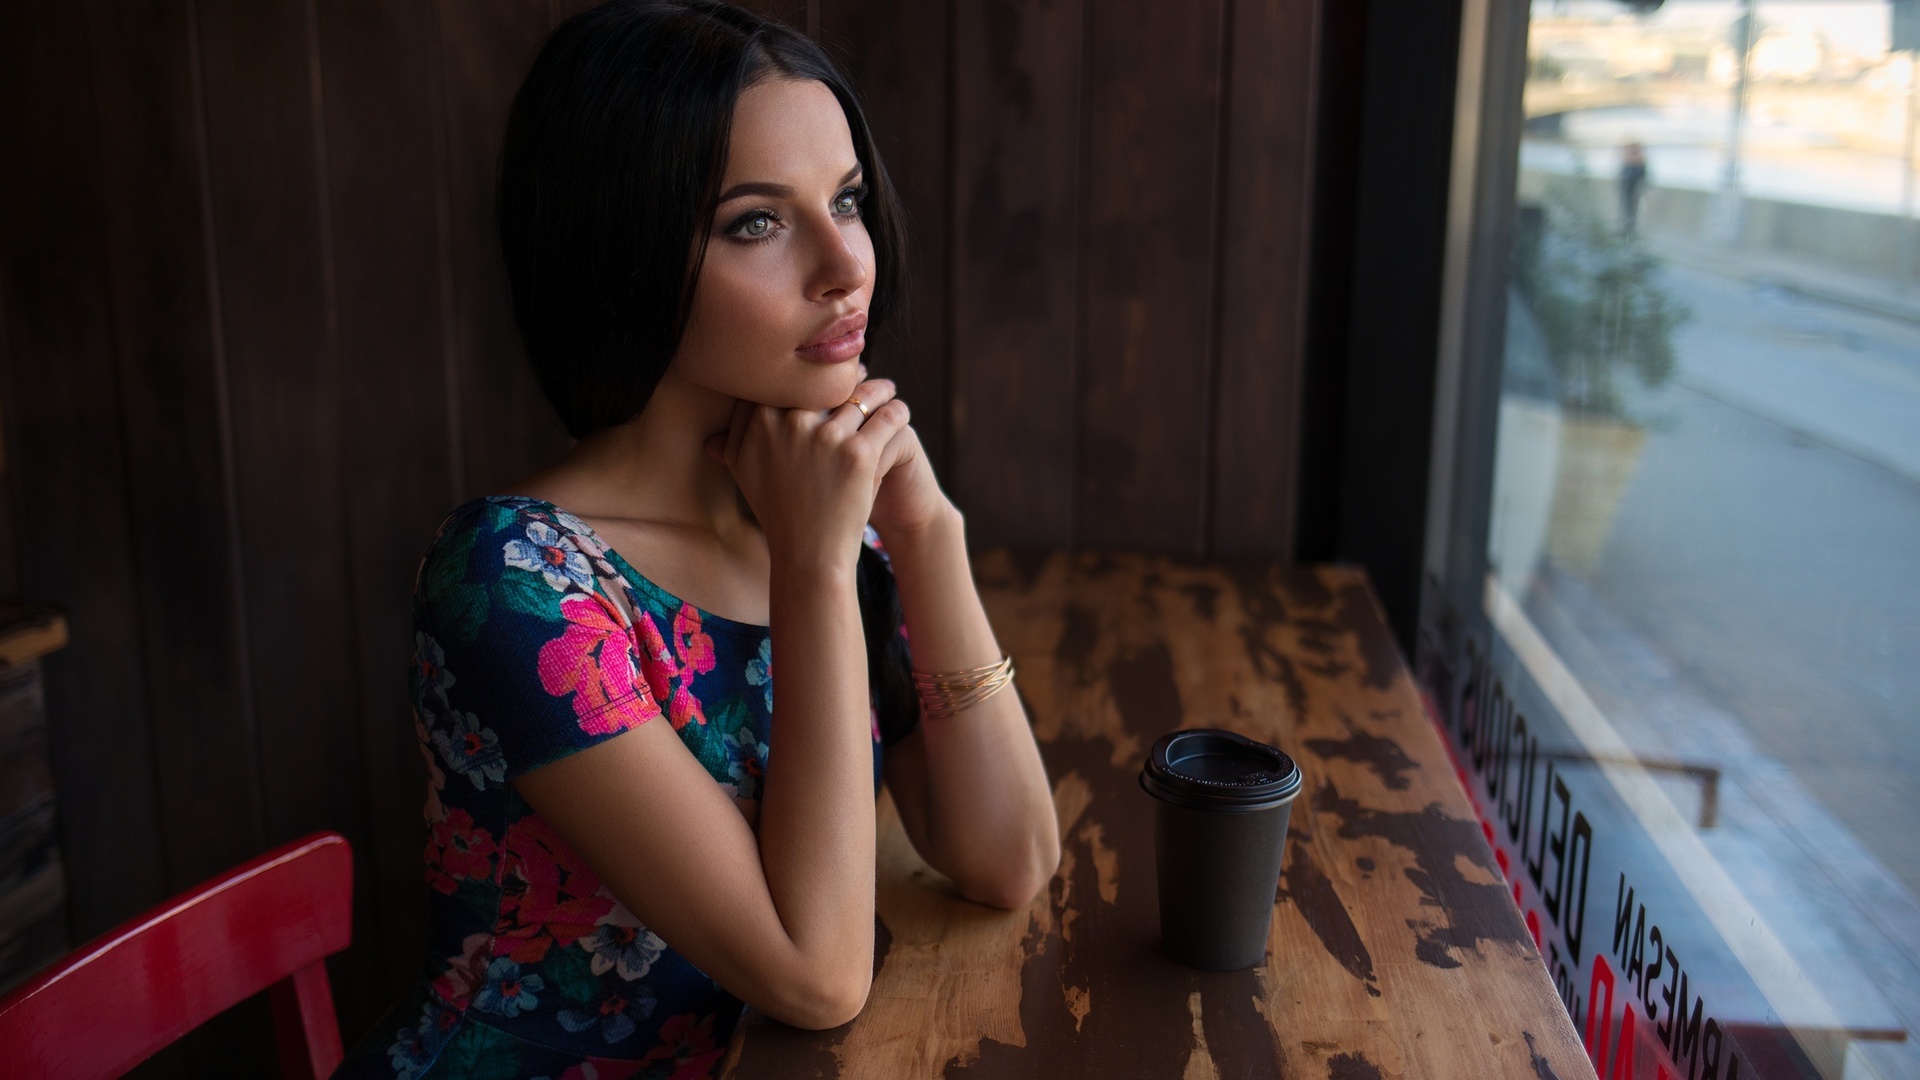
725,552,1597,1079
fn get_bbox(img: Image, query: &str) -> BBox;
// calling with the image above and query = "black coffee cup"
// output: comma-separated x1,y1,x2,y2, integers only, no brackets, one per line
1139,728,1303,970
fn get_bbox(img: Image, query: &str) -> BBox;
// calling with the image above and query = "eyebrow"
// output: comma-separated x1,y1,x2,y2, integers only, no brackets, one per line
716,163,863,205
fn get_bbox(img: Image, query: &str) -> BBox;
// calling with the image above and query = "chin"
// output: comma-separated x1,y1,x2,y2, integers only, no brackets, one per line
770,361,864,411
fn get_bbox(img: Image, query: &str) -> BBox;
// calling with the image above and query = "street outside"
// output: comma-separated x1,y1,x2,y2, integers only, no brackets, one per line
1504,225,1920,1075
1497,4,1920,1072
1581,248,1920,895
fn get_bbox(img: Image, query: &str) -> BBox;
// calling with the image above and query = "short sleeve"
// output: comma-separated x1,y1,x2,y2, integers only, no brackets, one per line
858,528,921,749
413,501,660,784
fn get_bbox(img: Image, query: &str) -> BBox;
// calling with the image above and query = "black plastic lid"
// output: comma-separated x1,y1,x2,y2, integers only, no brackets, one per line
1139,729,1302,813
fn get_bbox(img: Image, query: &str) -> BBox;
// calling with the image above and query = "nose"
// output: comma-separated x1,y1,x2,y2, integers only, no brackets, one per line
808,219,869,303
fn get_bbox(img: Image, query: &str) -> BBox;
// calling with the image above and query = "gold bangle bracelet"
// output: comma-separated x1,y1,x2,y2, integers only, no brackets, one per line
912,655,1015,720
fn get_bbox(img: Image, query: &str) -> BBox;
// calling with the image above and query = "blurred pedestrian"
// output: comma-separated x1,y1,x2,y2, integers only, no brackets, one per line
1619,141,1648,235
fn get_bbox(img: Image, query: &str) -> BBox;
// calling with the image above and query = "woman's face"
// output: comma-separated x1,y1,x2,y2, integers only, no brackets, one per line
671,76,875,411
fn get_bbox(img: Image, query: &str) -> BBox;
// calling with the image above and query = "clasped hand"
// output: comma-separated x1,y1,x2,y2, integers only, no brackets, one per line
703,374,949,567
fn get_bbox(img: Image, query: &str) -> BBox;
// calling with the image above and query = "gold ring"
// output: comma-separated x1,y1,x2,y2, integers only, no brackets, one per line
847,396,871,419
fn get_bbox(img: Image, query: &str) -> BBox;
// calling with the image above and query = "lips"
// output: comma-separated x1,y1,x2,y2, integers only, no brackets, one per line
797,311,868,364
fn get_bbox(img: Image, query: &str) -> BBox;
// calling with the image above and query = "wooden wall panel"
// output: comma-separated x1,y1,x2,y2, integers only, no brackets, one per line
818,0,951,476
314,0,459,997
0,0,172,940
736,0,813,32
437,1,571,499
1072,0,1228,554
79,0,263,900
1209,0,1321,559
949,0,1084,547
193,0,389,1047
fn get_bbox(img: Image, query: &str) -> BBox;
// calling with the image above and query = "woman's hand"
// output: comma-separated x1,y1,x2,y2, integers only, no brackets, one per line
853,381,954,541
706,383,910,569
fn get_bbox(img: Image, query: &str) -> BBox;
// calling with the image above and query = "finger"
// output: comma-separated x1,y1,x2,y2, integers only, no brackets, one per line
874,419,920,481
829,378,899,433
852,396,910,451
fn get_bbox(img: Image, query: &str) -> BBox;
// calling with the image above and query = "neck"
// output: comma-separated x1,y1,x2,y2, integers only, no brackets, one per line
540,369,749,537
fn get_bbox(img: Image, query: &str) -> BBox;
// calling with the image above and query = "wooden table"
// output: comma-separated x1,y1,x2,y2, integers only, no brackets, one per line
722,553,1597,1079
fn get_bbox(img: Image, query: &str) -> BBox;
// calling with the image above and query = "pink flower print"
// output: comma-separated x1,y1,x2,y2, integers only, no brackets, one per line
538,594,661,735
635,612,675,704
662,605,716,731
668,685,707,732
644,1013,725,1078
628,605,717,732
429,932,491,1010
424,808,497,895
672,604,717,676
495,812,615,965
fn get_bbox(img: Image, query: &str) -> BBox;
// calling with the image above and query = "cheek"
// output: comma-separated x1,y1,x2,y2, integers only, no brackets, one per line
676,259,786,377
673,254,862,409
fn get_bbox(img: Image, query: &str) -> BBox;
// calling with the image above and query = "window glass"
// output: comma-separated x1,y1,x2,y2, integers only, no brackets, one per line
1428,3,1920,1078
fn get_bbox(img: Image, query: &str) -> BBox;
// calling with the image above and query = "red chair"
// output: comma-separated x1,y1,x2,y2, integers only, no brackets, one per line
0,831,353,1079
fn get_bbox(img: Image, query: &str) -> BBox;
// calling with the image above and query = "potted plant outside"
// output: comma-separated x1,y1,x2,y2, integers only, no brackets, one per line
1519,183,1688,575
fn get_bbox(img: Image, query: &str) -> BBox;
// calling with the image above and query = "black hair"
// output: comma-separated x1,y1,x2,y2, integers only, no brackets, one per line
497,0,907,440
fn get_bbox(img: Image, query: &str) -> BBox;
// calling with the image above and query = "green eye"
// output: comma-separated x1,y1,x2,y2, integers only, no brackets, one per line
743,213,772,237
833,191,858,216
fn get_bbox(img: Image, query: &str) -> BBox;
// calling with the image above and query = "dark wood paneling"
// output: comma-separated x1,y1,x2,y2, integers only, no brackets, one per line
0,0,172,941
818,0,952,478
949,0,1084,548
314,0,457,1000
1208,0,1321,559
737,0,814,33
437,1,570,498
549,0,605,24
193,0,384,1052
1072,0,1228,554
81,0,262,899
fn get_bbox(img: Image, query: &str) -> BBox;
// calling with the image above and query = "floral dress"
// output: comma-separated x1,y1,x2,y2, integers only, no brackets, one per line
333,496,918,1080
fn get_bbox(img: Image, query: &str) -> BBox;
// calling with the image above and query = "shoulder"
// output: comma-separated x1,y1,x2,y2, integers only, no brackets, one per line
415,496,631,648
418,496,619,598
413,498,660,778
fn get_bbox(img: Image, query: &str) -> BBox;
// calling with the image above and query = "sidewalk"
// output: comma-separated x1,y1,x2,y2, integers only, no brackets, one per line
1646,229,1920,328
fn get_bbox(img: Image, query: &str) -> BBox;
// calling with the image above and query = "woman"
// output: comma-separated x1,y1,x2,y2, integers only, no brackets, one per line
334,3,1060,1076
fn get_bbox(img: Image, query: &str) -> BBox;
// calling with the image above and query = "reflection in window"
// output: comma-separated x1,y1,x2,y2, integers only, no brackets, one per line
1485,3,1920,1078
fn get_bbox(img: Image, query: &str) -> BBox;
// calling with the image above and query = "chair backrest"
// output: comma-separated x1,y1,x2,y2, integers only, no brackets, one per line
0,831,353,1079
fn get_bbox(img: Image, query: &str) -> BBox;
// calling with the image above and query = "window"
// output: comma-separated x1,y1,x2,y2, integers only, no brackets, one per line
1420,3,1920,1078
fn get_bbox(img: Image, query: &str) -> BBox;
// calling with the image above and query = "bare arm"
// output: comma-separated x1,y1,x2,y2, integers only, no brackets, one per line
516,395,910,1030
870,446,1060,909
515,558,873,1029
